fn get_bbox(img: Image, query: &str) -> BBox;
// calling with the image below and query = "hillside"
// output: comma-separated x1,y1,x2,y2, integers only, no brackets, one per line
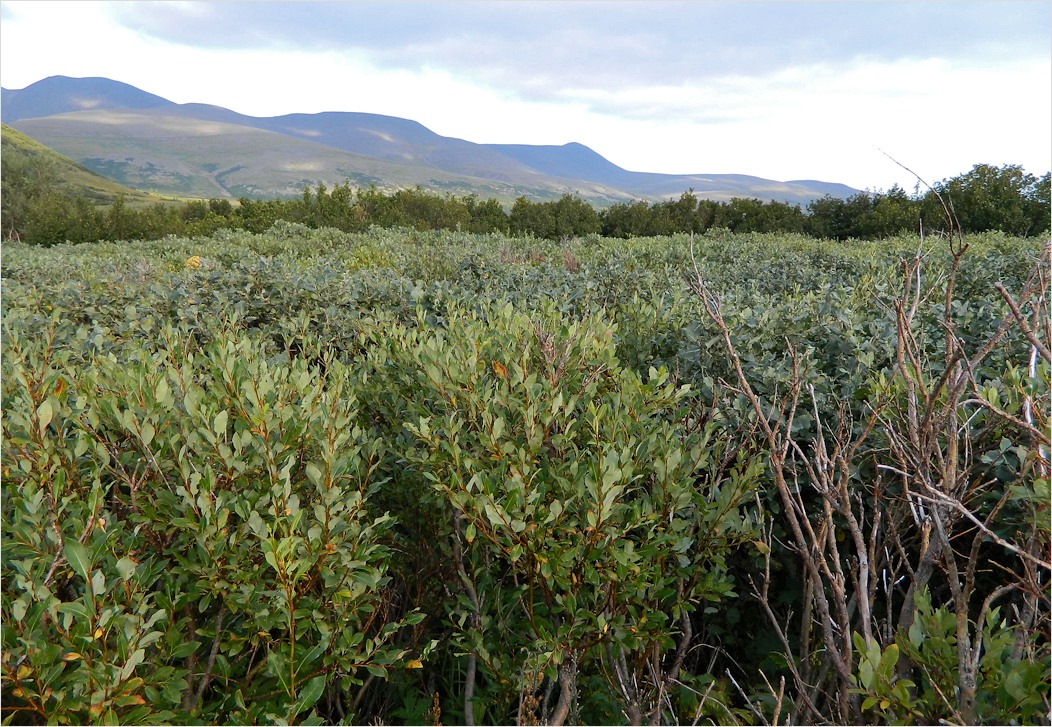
2,76,860,205
487,143,858,200
6,110,566,202
1,123,174,207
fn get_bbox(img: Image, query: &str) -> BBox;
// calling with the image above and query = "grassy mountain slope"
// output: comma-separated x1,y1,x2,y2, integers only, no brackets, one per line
12,109,639,204
487,143,860,203
1,123,174,207
3,76,860,205
147,104,545,181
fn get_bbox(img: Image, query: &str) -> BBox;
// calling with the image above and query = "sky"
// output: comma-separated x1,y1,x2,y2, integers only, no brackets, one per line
1,0,1049,192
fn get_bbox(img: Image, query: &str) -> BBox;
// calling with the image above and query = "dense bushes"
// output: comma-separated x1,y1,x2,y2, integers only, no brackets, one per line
2,328,419,724
4,159,1048,247
2,227,1048,724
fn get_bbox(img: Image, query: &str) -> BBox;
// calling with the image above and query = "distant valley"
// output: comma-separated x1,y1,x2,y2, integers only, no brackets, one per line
2,76,859,205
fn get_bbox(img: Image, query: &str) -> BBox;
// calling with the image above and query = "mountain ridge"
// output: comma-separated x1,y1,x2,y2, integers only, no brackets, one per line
2,75,859,205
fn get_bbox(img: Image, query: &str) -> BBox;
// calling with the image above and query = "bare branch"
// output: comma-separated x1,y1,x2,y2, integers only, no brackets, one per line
911,490,1051,570
994,282,1052,363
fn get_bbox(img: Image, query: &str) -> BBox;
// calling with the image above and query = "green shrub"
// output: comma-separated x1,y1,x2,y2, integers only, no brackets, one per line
2,322,425,724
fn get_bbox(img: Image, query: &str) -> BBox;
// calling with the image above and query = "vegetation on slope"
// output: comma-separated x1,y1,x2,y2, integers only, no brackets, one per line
1,124,173,207
0,123,184,242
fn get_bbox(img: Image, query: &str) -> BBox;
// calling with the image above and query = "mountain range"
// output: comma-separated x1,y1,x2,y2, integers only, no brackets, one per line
2,76,859,206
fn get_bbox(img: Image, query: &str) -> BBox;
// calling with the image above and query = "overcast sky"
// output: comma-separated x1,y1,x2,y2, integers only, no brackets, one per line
1,0,1049,191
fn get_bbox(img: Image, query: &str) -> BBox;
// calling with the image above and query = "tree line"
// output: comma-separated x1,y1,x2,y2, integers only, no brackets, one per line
3,159,1048,247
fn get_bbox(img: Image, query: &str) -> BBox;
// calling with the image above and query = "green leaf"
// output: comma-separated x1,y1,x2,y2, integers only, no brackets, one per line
140,422,155,447
64,540,92,583
1005,669,1027,701
169,641,202,660
37,399,54,435
263,541,280,572
908,614,925,648
56,600,93,623
878,643,899,681
294,675,327,714
548,499,563,521
213,410,228,439
858,661,874,691
483,501,502,527
155,377,172,407
115,557,137,582
268,649,292,696
91,570,106,595
248,510,267,537
121,648,146,682
296,640,330,675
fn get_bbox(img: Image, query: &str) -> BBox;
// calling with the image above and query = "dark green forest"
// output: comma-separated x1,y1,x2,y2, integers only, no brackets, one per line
2,149,1049,246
